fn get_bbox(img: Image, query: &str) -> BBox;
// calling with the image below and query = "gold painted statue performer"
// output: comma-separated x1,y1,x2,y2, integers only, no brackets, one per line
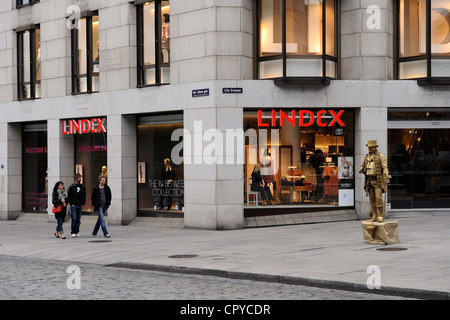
359,140,391,222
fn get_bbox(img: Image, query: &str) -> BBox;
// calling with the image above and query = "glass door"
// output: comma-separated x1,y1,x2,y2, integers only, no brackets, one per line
388,123,450,209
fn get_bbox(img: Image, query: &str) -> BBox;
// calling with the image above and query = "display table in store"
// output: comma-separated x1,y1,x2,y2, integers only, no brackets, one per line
280,184,314,204
362,220,399,245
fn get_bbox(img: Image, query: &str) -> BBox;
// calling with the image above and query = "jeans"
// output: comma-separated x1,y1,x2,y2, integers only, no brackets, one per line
56,217,64,232
93,207,109,236
70,205,82,235
251,183,274,201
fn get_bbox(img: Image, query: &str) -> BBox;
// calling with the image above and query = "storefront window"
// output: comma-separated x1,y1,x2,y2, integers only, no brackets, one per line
137,114,183,213
136,1,170,86
72,14,99,94
16,0,39,8
388,109,450,209
398,0,450,81
22,123,47,213
257,0,338,83
72,118,107,212
17,27,41,100
244,109,354,210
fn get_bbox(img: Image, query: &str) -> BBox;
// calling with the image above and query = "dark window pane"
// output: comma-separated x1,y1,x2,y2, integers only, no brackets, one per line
388,128,450,209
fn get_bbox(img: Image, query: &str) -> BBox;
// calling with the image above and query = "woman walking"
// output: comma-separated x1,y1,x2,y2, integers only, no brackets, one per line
52,181,67,239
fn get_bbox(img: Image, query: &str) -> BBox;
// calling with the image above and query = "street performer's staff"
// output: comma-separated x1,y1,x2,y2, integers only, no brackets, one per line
359,140,391,222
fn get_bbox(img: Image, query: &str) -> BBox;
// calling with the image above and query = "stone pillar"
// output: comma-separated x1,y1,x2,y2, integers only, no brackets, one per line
184,105,244,230
47,119,74,222
0,123,21,220
355,107,388,220
107,114,137,225
341,0,394,80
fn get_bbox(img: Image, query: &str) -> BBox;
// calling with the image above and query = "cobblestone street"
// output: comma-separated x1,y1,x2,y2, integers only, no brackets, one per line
0,255,411,300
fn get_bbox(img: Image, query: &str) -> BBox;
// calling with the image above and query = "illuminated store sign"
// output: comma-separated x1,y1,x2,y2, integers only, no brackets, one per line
62,118,107,135
258,110,345,127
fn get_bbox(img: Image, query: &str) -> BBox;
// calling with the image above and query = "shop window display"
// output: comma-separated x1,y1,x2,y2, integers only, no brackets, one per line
257,0,338,81
388,128,450,209
137,1,170,86
398,0,450,80
22,123,47,212
17,28,41,100
72,15,99,93
244,109,354,208
73,119,107,212
137,114,184,213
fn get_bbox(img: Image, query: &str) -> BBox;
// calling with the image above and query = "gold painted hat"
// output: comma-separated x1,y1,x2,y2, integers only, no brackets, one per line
366,140,378,148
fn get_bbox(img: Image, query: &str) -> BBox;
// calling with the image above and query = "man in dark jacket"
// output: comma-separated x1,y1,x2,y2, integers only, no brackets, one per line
67,173,86,237
91,175,112,238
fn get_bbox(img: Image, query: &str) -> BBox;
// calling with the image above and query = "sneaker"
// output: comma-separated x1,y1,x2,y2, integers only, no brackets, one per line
76,234,81,237
71,234,76,238
105,234,111,238
92,234,99,238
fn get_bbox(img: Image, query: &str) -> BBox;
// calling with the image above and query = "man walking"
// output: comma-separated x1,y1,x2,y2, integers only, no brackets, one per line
91,175,112,238
67,173,86,237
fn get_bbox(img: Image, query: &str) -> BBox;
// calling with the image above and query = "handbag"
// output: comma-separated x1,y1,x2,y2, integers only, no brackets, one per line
52,205,62,214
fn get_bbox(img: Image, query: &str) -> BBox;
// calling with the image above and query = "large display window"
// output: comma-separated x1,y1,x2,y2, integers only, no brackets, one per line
257,0,338,83
72,118,107,212
137,114,183,214
17,27,41,100
388,109,450,208
22,122,47,212
244,109,354,210
71,13,99,93
397,0,450,82
136,0,170,86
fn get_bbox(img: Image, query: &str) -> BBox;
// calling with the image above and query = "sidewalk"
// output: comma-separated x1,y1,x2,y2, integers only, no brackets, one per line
0,211,449,299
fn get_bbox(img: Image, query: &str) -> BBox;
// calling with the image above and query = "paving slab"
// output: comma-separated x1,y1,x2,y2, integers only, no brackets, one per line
0,212,449,299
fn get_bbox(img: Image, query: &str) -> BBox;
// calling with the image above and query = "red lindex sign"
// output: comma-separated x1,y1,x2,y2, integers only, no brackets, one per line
258,110,345,127
62,118,107,135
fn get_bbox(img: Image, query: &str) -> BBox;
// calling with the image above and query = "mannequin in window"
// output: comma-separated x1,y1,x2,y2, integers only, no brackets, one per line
94,40,99,65
251,164,274,206
161,158,175,210
161,13,170,63
101,166,107,178
36,40,41,80
261,149,280,204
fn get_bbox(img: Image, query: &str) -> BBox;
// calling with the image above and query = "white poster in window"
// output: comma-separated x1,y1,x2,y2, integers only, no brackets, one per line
138,162,146,184
338,156,354,180
339,189,354,207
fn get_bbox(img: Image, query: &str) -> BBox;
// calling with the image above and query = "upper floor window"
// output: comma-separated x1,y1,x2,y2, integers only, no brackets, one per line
257,0,338,85
71,13,99,94
17,26,41,100
136,0,170,87
397,0,450,84
16,0,39,8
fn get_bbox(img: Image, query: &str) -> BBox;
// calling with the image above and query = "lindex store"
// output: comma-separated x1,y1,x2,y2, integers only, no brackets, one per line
244,108,355,214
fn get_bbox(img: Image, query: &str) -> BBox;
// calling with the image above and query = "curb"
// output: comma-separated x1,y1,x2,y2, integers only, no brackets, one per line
106,262,450,300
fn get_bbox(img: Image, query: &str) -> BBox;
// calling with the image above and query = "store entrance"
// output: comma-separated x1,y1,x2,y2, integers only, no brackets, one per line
73,123,107,213
388,115,450,209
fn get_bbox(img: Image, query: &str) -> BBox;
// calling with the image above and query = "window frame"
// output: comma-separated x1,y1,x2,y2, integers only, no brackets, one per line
136,0,170,88
395,0,450,85
16,0,39,9
16,25,40,101
254,0,340,85
71,11,99,95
